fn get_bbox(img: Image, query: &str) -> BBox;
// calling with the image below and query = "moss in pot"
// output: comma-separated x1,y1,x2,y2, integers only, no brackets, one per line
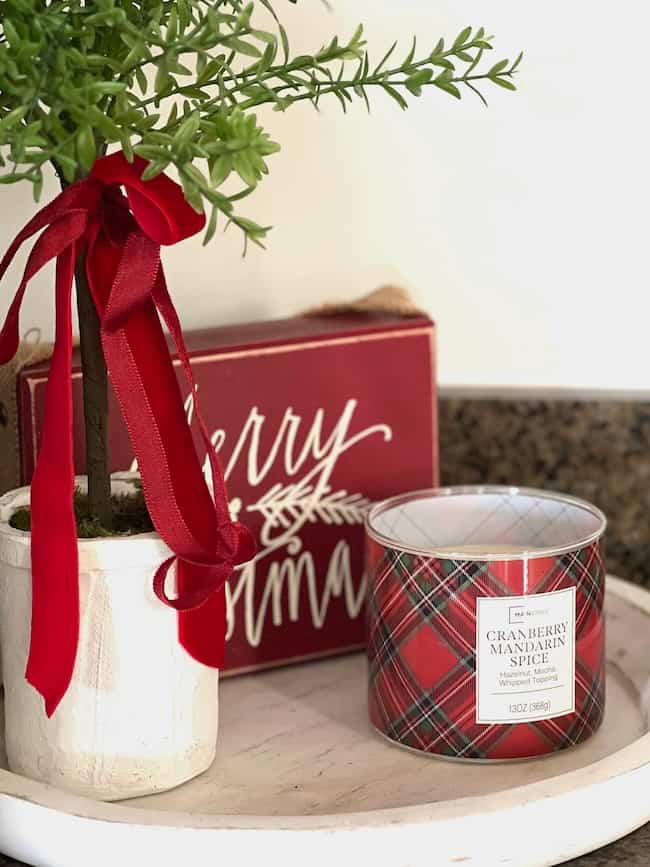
9,484,154,539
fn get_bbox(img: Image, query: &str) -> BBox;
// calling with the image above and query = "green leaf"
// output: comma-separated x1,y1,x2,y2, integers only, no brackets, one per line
224,38,261,58
332,89,348,113
23,131,48,147
174,111,200,147
0,106,28,133
431,38,445,57
167,59,193,76
241,82,274,100
510,51,524,73
279,23,290,64
403,36,417,68
178,0,192,31
167,8,178,42
76,126,96,173
54,153,79,184
0,172,33,185
374,40,397,75
183,162,209,188
252,29,278,46
134,144,172,162
86,81,128,97
233,151,258,186
291,55,314,69
210,154,233,186
145,131,173,145
87,54,122,73
233,215,270,249
430,56,454,69
180,86,211,100
405,69,433,97
465,47,484,77
123,44,149,70
32,169,43,202
453,26,473,49
488,59,509,78
155,61,173,94
197,56,226,84
203,206,219,246
434,79,461,99
381,83,408,110
121,133,135,163
180,174,204,213
491,76,516,91
141,160,169,181
135,67,148,94
87,108,122,141
350,23,365,47
257,41,277,77
3,19,20,46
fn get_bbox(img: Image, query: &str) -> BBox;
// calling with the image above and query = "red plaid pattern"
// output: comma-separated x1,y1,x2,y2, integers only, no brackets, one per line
366,539,605,760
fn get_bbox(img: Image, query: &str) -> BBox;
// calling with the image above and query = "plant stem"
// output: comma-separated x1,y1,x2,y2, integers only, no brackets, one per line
142,35,483,115
55,169,113,530
236,72,508,111
74,251,113,530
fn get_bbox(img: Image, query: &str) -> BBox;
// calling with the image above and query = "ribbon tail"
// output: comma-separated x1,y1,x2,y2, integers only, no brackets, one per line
103,299,227,666
96,234,216,551
25,245,79,717
151,275,231,524
152,273,255,557
95,233,228,666
153,273,255,665
178,561,227,669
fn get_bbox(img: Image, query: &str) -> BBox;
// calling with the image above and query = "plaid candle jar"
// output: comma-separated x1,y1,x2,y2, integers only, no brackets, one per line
365,487,606,761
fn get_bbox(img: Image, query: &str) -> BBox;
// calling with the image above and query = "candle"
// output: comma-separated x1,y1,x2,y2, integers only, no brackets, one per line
365,486,606,761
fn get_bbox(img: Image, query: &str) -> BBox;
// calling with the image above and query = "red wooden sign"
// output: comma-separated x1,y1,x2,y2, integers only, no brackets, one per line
18,312,438,674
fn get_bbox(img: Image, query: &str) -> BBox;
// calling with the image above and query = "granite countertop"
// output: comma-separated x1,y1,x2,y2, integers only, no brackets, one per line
437,393,650,589
567,825,650,864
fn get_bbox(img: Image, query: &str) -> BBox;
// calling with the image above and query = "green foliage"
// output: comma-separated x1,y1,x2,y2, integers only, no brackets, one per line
9,485,155,538
0,1,522,249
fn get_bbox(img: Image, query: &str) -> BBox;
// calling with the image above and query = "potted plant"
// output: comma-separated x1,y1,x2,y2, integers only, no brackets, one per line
0,1,521,801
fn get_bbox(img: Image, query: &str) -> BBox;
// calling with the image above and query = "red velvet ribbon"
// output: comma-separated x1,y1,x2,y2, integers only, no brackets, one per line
0,152,255,716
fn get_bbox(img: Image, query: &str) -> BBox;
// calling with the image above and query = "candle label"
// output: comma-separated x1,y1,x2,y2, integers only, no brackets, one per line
475,587,576,724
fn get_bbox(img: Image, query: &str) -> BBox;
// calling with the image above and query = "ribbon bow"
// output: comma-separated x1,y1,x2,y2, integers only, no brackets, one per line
0,152,255,716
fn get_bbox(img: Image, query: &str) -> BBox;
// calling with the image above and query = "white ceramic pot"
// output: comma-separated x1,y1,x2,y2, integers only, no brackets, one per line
0,475,219,801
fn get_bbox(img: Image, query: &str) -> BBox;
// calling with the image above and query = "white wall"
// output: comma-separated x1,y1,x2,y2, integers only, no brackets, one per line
1,1,648,389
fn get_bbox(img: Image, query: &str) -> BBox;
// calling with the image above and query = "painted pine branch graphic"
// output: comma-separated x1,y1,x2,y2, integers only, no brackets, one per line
248,481,371,529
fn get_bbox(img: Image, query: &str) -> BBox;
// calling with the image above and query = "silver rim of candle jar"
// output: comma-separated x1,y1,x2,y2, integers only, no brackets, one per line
365,485,607,561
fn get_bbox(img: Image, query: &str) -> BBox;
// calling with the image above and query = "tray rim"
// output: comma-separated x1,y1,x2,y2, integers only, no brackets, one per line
0,574,649,835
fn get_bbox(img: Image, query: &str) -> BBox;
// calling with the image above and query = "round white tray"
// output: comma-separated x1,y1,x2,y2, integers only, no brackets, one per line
1,575,649,867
